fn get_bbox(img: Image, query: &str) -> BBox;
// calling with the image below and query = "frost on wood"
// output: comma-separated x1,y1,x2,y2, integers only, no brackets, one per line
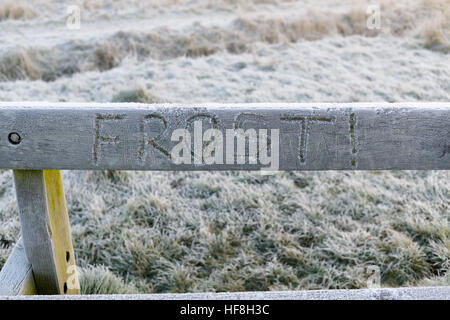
0,102,449,171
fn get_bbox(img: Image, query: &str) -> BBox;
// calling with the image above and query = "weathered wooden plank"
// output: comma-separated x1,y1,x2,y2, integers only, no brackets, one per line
13,170,80,295
0,238,37,295
1,287,449,300
1,102,450,170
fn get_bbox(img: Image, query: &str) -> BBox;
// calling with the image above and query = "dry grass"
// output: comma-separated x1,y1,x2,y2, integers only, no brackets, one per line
0,50,41,82
112,87,161,103
1,0,448,83
79,265,138,294
0,1,35,21
421,22,450,52
415,0,450,52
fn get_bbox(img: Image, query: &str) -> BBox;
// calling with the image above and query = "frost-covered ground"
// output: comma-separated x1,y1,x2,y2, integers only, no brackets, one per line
0,0,449,294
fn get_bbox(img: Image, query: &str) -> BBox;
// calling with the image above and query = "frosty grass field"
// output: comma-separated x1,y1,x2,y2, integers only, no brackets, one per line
0,0,449,294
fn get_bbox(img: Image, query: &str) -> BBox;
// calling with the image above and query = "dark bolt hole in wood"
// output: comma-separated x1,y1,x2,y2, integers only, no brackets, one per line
8,132,21,145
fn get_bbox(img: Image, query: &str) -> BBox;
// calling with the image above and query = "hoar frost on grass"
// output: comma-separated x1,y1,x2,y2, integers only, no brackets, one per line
2,169,447,293
0,0,448,82
56,170,450,292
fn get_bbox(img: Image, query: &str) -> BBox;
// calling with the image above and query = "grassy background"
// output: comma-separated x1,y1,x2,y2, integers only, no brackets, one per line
0,0,449,294
0,169,448,294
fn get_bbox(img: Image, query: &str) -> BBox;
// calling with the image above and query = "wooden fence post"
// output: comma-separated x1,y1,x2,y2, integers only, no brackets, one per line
13,170,80,295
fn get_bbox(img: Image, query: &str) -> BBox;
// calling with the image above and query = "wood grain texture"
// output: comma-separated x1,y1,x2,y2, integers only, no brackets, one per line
13,170,80,295
1,102,450,170
1,286,449,300
0,238,37,295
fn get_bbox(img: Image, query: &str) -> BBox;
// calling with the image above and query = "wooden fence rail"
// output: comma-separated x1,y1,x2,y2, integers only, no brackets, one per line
0,102,449,296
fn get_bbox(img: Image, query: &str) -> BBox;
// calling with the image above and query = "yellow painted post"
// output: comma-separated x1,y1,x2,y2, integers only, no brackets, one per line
43,170,80,295
13,170,80,295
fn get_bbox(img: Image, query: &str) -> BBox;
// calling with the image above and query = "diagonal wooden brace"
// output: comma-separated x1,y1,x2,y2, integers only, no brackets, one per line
13,170,80,295
0,238,37,295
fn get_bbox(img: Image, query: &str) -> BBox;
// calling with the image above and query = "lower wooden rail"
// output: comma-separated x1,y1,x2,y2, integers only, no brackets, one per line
0,287,449,300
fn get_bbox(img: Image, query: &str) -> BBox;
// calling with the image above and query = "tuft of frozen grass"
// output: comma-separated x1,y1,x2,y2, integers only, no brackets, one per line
112,87,161,103
0,1,35,21
0,50,41,82
93,44,125,72
420,22,450,53
416,0,450,52
412,273,450,287
79,265,138,294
